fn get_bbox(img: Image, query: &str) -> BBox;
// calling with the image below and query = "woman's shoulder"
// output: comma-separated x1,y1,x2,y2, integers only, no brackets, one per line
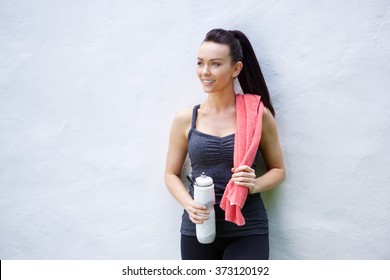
261,106,277,133
262,106,273,120
173,107,193,124
171,107,194,135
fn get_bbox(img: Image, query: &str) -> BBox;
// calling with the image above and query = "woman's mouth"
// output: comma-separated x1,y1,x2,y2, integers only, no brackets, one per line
202,79,216,86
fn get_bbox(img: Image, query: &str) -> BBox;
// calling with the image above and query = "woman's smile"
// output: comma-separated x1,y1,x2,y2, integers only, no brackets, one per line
201,79,216,86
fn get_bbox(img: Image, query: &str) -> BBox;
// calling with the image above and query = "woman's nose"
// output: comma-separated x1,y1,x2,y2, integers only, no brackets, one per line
202,65,210,75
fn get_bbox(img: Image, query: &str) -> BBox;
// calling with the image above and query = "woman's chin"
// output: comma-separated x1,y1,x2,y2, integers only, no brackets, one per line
202,87,214,93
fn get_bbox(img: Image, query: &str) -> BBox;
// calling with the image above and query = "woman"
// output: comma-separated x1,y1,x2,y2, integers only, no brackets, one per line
164,28,285,260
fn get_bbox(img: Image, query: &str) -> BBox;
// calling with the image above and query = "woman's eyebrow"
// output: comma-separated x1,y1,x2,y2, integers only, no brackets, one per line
197,58,224,61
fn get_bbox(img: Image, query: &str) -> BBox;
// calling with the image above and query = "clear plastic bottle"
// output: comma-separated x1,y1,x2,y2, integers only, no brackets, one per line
194,172,216,244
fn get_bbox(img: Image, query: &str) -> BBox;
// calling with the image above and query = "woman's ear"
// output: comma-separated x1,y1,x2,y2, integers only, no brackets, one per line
233,61,243,78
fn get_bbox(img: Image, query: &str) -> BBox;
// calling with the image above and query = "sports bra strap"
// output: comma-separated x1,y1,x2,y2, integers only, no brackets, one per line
191,105,200,129
188,104,200,140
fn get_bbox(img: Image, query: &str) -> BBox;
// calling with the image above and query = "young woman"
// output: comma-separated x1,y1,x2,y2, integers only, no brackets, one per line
164,28,285,260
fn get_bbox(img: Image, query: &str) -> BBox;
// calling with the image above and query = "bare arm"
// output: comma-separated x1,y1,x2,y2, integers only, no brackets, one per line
164,109,209,224
232,108,286,193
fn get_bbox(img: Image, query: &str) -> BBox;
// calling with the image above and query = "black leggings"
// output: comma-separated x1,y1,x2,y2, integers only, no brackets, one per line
181,234,269,260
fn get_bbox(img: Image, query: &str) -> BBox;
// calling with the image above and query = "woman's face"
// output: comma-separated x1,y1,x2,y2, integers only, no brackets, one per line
197,41,241,94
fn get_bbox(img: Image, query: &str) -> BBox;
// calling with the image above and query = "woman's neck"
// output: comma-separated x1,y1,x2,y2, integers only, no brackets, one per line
203,89,236,113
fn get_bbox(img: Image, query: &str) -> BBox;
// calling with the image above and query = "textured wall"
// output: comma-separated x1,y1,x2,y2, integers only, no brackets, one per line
1,0,389,259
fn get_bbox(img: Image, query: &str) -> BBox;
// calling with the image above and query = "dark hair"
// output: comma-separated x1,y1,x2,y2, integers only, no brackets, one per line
203,28,275,116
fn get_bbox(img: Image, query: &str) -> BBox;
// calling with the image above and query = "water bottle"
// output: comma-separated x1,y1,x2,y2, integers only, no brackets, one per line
194,172,216,244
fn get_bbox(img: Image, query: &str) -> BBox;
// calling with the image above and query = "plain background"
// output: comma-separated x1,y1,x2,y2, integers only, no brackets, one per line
1,0,389,259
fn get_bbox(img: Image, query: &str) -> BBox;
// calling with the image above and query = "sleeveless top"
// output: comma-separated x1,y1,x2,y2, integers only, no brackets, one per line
180,105,269,237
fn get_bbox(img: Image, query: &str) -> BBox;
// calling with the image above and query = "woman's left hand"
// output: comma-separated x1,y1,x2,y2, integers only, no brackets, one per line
231,165,257,194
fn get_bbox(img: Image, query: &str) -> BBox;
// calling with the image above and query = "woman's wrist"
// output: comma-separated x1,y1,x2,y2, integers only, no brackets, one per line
254,168,285,193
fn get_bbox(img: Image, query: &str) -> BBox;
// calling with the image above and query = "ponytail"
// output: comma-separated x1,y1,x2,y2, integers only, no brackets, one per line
203,29,275,116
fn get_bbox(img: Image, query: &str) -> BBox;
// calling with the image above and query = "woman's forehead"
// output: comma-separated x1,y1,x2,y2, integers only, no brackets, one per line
198,42,230,60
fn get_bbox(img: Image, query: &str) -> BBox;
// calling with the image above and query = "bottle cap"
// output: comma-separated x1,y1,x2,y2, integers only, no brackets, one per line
195,172,213,187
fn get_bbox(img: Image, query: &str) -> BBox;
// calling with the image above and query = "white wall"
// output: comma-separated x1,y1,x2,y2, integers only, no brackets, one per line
0,0,389,259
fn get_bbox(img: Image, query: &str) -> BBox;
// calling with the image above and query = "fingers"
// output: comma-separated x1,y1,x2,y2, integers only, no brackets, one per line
185,200,210,224
232,165,255,173
231,165,256,193
232,165,256,181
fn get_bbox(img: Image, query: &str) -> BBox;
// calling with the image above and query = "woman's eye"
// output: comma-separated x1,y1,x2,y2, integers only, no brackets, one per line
212,63,220,66
197,61,203,66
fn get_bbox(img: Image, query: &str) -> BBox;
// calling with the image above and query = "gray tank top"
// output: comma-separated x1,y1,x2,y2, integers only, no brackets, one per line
180,105,268,237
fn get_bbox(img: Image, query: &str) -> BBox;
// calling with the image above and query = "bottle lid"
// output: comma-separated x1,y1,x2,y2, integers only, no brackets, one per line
195,172,213,187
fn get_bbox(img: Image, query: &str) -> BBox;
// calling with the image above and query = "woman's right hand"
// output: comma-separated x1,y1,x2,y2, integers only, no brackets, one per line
185,199,210,224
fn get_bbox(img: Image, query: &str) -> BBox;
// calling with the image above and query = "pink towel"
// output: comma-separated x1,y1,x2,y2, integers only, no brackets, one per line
220,94,264,226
